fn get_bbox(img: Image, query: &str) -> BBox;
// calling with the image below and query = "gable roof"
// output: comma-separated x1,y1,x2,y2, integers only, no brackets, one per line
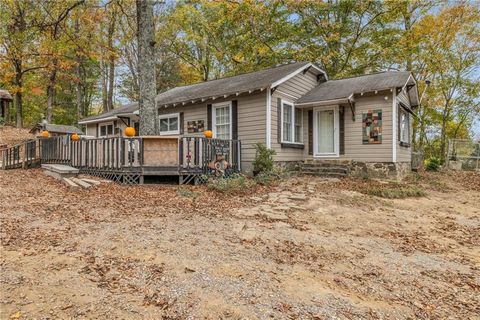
31,123,83,134
78,103,139,124
296,71,417,105
156,61,324,106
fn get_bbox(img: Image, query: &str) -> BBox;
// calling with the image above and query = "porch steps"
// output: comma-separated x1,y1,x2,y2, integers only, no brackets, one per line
300,160,350,178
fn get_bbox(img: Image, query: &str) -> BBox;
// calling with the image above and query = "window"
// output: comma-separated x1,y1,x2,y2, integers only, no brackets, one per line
159,113,180,135
213,102,231,140
99,122,114,137
399,108,410,145
281,100,303,144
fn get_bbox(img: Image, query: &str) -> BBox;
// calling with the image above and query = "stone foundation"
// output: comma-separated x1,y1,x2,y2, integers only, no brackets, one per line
350,161,411,180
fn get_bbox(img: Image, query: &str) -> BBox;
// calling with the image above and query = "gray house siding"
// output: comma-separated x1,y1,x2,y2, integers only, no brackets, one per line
271,70,319,162
159,92,266,172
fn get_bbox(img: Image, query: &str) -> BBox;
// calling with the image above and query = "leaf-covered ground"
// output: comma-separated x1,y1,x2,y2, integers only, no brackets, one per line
0,169,479,319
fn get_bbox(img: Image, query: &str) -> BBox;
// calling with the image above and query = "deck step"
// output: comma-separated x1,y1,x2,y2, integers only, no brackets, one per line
80,178,101,186
300,160,350,178
63,178,80,190
70,177,93,189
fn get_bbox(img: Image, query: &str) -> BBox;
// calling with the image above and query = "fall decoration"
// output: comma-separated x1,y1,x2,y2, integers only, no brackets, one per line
204,130,213,139
40,130,50,138
71,133,80,141
125,127,136,137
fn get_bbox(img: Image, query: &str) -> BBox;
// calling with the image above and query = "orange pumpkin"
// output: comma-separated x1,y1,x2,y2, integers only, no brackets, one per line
124,126,136,137
71,133,80,141
204,130,213,139
40,130,50,138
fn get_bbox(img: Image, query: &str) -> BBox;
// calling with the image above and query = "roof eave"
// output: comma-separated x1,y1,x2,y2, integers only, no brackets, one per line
78,116,119,125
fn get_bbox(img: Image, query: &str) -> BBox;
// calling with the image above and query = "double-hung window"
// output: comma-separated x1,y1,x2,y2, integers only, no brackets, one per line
159,113,180,135
99,122,114,137
213,102,231,140
399,108,410,146
282,100,303,144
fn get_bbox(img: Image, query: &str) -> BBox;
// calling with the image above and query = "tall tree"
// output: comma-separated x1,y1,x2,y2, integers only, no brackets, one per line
136,0,157,135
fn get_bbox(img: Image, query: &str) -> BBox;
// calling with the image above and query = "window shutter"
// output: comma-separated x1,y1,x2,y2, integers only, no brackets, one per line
207,104,212,130
308,110,313,155
339,109,345,155
277,98,282,144
232,100,238,140
179,112,184,135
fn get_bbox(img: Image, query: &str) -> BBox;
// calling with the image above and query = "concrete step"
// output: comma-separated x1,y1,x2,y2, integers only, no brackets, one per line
302,162,350,168
70,177,93,189
80,178,101,186
301,171,347,178
301,166,348,174
42,164,79,180
63,177,80,190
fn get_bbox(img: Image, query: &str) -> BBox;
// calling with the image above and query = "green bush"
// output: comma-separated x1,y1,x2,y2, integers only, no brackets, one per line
364,186,426,199
254,165,288,185
207,173,256,193
252,142,276,173
0,116,4,126
425,157,441,171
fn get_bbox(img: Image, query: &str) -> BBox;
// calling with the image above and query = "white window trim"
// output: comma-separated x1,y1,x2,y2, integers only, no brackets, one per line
212,101,232,140
280,99,303,144
99,121,114,137
399,108,410,144
313,105,339,158
159,112,180,135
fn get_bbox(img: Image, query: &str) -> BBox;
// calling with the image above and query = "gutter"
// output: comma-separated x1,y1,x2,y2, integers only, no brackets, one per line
78,116,119,125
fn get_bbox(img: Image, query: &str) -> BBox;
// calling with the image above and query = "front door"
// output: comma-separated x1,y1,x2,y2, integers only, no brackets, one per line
314,107,339,157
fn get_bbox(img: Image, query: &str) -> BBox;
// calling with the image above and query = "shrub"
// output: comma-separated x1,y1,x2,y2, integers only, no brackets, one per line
0,116,4,126
364,185,426,199
254,165,288,185
425,157,441,171
207,173,256,193
252,142,276,173
177,187,199,198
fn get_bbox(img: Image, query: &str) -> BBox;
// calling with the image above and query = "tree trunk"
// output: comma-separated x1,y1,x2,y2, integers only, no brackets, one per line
14,60,23,128
101,61,108,112
46,60,57,123
136,0,157,135
107,12,116,111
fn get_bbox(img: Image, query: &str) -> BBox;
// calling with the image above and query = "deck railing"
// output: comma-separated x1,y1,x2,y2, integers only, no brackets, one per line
3,136,241,179
40,136,143,169
1,139,40,169
179,137,241,174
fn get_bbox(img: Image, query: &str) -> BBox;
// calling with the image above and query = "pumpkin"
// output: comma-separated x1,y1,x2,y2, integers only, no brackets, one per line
124,126,136,137
71,133,80,141
204,130,213,139
40,130,50,138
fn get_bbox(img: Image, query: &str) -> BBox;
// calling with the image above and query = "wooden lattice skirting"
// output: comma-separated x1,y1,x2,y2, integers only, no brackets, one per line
79,168,142,185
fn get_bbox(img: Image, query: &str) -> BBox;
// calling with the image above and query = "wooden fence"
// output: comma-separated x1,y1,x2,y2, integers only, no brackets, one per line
1,139,40,170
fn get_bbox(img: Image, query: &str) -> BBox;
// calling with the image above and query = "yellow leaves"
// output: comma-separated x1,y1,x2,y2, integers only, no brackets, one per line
10,311,21,319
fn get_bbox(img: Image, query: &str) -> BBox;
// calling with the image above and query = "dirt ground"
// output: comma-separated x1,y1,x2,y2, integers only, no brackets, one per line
0,169,479,319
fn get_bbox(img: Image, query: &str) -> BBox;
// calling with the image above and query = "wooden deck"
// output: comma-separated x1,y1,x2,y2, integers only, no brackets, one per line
1,136,241,184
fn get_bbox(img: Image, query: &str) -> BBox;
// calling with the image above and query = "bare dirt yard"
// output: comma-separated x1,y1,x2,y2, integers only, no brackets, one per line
0,169,479,319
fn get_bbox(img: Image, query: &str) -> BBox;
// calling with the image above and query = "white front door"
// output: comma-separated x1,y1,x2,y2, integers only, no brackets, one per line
313,106,339,157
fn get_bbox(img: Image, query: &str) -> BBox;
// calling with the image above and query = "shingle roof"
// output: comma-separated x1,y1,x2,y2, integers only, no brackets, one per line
296,71,415,104
78,103,139,123
31,124,83,134
0,89,13,100
156,61,313,106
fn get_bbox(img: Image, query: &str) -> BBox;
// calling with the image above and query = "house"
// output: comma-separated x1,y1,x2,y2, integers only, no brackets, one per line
30,123,84,137
78,61,419,178
0,89,13,122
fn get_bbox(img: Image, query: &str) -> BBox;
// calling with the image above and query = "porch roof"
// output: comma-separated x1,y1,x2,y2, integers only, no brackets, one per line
31,123,83,135
296,71,418,106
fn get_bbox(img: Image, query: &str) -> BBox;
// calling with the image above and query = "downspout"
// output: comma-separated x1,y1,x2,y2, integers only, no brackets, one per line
266,86,272,148
392,88,397,162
